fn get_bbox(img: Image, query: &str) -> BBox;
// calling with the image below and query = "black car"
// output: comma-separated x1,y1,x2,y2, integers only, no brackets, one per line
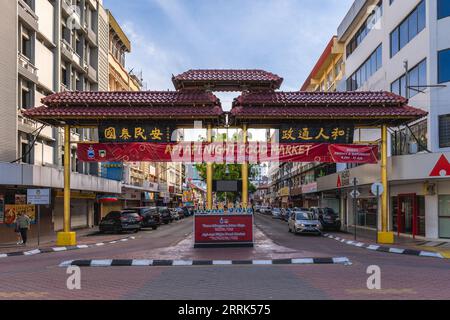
99,210,142,234
310,207,341,231
125,207,160,230
157,206,173,224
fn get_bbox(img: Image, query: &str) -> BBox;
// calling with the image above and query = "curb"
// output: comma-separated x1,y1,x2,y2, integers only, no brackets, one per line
59,257,352,267
323,233,444,259
0,237,136,259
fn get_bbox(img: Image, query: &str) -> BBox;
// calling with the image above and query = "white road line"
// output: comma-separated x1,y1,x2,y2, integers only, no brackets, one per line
419,251,444,258
172,260,193,266
252,260,273,265
291,258,314,264
95,243,105,246
0,254,8,259
367,245,380,251
24,249,41,256
389,248,405,254
76,245,89,249
91,260,113,267
52,247,67,252
131,260,153,266
332,257,351,265
212,260,233,265
59,260,74,267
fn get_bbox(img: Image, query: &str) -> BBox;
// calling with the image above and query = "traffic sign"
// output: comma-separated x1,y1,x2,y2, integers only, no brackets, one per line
350,189,360,199
27,189,50,205
371,183,384,196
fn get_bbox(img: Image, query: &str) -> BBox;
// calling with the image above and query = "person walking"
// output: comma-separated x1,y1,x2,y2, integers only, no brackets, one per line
16,212,31,246
15,220,23,245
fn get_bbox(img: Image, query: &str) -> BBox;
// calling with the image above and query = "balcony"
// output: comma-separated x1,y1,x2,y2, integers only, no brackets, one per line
88,65,98,83
18,0,39,32
17,52,38,83
0,162,122,194
87,27,98,46
61,39,75,61
61,0,74,17
17,114,54,141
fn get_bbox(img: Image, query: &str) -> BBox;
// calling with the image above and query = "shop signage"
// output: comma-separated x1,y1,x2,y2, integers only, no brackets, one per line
27,189,50,205
429,155,450,177
77,142,379,164
4,205,36,225
337,170,351,188
302,182,318,194
15,194,26,205
279,187,290,197
55,191,96,199
194,215,253,244
99,123,175,143
280,124,354,144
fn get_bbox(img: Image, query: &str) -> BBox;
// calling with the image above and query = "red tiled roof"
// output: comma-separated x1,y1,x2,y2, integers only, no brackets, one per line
23,91,223,124
231,91,427,121
41,90,220,107
233,91,409,106
172,69,283,91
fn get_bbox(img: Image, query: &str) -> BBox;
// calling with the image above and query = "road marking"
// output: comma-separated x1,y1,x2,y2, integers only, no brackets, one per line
212,260,233,265
367,245,380,251
131,260,153,266
91,260,113,267
252,260,273,265
52,247,67,252
389,248,405,254
173,260,193,266
291,258,314,264
419,251,444,258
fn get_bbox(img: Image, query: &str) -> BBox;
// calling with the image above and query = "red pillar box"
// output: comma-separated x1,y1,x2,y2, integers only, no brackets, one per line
194,214,254,248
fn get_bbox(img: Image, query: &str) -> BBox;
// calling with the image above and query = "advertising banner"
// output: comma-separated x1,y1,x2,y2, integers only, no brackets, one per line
0,194,4,224
77,142,378,164
194,215,253,244
4,205,36,225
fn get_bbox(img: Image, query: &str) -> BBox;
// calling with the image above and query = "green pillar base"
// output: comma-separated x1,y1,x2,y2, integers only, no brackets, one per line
377,232,394,244
56,232,77,246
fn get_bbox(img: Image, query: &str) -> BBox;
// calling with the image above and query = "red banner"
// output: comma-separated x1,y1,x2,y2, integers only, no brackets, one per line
194,215,253,244
77,142,378,164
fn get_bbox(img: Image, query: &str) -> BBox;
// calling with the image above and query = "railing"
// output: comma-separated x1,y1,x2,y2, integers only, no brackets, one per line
18,52,38,76
61,39,75,55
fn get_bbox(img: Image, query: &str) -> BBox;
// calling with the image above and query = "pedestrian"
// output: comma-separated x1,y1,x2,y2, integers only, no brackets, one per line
16,212,31,245
15,219,23,245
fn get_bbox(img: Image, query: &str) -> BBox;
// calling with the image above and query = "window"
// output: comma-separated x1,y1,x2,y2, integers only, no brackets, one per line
347,45,382,91
390,1,426,57
346,0,383,58
439,196,450,238
439,114,450,148
21,28,32,59
438,0,450,20
391,120,428,155
19,79,33,109
391,59,427,98
438,49,450,84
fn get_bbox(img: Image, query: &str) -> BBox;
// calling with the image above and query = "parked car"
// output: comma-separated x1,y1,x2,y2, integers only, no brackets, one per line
288,211,322,235
175,207,187,219
157,207,173,224
254,205,261,213
99,210,142,234
181,206,194,217
259,206,272,215
272,208,282,219
310,207,341,231
125,207,160,230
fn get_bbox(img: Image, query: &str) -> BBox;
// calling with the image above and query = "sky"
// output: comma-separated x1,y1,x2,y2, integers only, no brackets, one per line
104,0,354,109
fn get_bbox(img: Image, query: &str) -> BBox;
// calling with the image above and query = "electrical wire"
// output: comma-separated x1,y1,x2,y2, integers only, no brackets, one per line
10,123,47,163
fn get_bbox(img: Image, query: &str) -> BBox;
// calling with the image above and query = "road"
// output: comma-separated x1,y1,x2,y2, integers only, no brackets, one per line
0,214,448,300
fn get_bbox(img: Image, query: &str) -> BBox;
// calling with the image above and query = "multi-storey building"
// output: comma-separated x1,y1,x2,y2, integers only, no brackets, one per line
302,0,450,240
103,11,160,209
0,0,120,243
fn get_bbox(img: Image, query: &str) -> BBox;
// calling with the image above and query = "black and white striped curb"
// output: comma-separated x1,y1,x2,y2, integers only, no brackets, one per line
59,257,352,267
0,237,136,259
323,233,444,259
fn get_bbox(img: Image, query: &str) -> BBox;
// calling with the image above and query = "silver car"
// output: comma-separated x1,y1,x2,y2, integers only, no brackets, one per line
288,211,322,235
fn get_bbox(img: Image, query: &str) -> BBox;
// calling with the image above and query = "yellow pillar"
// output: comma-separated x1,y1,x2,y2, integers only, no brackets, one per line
56,125,77,246
241,124,249,208
206,124,213,210
378,124,394,244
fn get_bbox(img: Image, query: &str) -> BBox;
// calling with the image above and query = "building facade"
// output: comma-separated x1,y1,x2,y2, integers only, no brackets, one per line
300,0,450,240
0,0,119,243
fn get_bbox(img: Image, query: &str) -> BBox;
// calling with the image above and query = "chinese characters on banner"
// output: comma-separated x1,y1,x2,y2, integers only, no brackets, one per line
99,124,175,143
280,125,354,144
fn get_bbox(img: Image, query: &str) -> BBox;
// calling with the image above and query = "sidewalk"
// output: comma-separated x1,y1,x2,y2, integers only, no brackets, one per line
331,227,450,258
0,227,132,255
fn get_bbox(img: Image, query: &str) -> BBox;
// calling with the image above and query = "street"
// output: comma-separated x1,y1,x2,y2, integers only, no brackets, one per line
0,214,448,300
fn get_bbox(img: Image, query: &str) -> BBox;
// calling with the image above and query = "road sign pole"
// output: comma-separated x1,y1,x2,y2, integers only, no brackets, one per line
353,177,357,241
37,205,41,247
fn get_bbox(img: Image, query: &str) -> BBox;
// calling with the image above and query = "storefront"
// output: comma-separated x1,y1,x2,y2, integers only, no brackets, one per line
120,187,142,208
54,191,95,230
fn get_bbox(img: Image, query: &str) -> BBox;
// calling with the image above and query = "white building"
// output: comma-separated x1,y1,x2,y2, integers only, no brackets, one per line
315,0,450,240
0,0,119,243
